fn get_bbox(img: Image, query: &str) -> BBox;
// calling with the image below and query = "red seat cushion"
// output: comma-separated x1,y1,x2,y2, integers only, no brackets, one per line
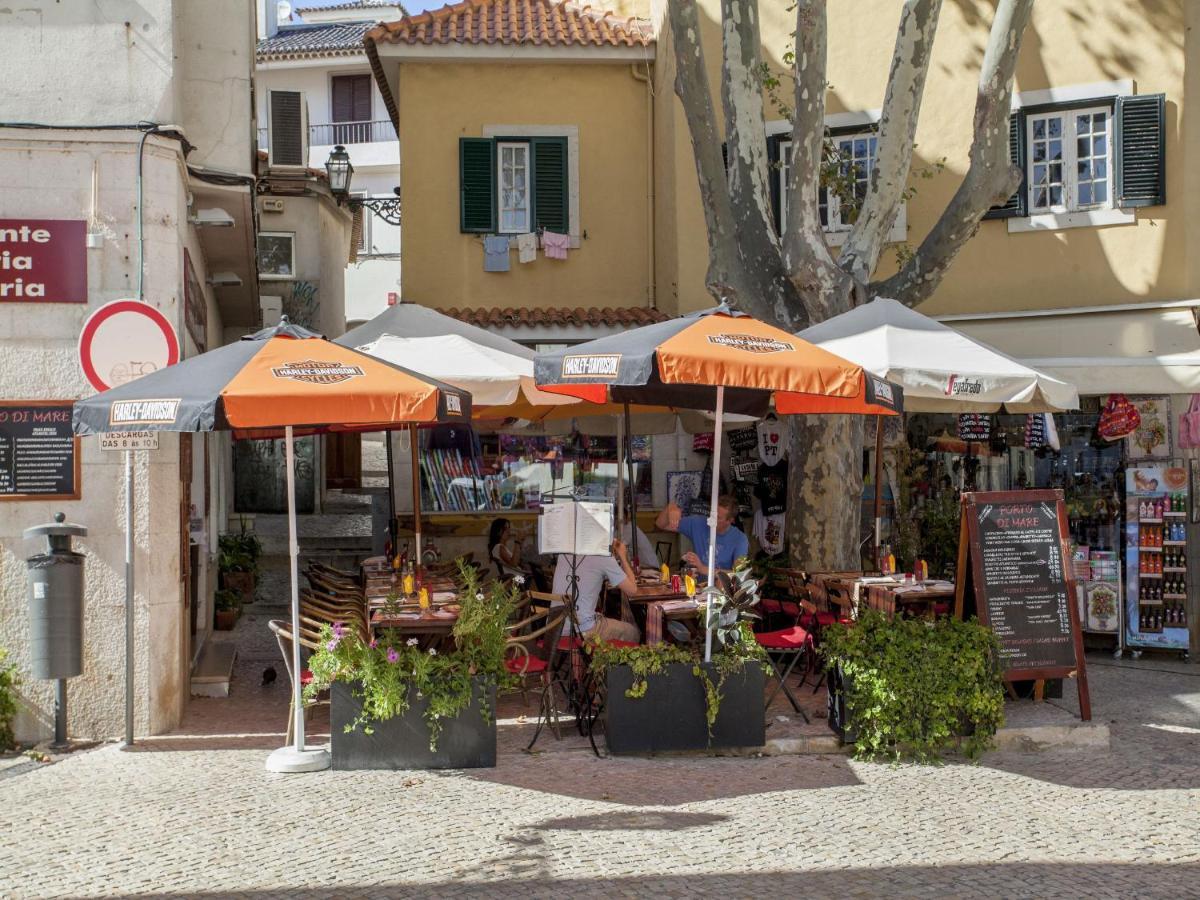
933,602,951,617
505,655,549,675
300,669,314,686
800,611,837,629
557,636,584,651
755,626,811,650
760,598,800,616
603,639,640,648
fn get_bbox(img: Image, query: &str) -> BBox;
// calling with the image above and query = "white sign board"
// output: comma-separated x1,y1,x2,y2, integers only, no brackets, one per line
99,431,159,451
538,500,613,557
79,299,180,393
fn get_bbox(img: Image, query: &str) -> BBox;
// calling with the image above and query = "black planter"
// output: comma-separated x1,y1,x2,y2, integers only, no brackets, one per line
604,661,765,754
826,663,859,744
330,678,496,770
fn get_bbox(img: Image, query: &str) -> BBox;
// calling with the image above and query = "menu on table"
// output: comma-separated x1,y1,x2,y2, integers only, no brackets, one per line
0,402,79,500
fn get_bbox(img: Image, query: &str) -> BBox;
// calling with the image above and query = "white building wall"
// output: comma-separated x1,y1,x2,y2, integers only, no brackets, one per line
255,61,400,326
0,131,226,743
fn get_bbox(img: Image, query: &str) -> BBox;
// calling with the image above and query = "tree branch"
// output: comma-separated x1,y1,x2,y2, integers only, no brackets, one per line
782,0,853,322
667,0,748,304
873,0,1034,305
839,0,943,284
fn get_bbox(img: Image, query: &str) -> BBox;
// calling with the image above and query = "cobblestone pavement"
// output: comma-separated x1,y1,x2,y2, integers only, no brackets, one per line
2,647,1199,898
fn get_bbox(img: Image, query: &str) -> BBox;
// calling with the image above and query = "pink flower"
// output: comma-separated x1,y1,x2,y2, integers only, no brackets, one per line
332,622,346,638
386,647,399,664
326,639,339,652
369,638,378,649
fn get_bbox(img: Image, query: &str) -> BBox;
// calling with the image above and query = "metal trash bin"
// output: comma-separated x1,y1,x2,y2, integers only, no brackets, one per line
24,512,87,746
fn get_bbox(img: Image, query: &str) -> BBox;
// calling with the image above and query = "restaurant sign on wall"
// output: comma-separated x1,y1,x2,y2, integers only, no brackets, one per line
0,219,87,303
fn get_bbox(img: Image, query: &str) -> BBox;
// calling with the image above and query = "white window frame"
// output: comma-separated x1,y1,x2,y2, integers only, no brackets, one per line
484,124,581,245
257,231,296,280
496,141,531,235
778,132,904,246
1025,104,1113,215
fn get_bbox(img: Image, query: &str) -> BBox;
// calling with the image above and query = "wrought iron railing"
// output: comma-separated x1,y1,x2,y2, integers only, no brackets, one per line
256,120,396,152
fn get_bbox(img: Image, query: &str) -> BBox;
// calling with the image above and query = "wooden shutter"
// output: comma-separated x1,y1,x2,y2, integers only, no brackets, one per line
983,111,1026,219
766,134,782,232
532,137,569,233
459,137,496,233
268,90,305,167
1116,93,1166,208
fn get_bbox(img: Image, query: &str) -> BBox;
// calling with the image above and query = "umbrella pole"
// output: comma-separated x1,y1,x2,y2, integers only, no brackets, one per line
625,402,637,563
704,386,725,663
266,425,330,773
615,412,625,536
410,423,422,567
873,417,884,571
385,432,396,553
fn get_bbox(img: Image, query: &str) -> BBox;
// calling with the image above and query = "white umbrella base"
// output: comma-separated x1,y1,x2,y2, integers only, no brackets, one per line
265,744,331,773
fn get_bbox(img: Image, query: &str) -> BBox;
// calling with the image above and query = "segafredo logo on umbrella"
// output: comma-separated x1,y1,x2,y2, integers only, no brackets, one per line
271,359,365,385
945,375,983,396
561,354,622,378
706,334,794,354
109,398,180,426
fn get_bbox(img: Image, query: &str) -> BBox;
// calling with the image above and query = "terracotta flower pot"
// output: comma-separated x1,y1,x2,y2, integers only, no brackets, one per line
214,608,238,631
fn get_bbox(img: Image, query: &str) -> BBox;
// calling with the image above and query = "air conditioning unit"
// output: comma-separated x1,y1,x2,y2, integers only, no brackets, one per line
262,198,285,213
267,90,309,169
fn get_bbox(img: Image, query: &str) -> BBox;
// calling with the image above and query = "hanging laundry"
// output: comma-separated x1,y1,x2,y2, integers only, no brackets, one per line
754,459,789,515
517,232,538,264
542,230,570,260
483,235,510,272
1024,413,1046,448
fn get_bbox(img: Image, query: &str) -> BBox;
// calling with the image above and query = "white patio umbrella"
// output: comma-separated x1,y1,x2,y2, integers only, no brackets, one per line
798,297,1080,562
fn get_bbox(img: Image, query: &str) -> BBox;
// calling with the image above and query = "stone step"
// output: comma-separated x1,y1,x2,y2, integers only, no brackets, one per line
190,641,238,698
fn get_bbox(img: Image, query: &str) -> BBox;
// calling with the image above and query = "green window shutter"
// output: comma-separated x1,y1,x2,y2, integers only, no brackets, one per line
983,111,1026,219
1116,93,1166,208
531,137,569,233
459,137,495,233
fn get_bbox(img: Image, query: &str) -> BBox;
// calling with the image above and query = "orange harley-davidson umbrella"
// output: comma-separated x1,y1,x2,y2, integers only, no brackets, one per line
534,305,902,661
73,319,471,775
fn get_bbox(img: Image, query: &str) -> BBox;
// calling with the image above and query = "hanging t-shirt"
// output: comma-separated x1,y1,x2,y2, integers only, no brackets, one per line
483,235,511,272
754,459,789,516
757,417,785,466
753,509,786,556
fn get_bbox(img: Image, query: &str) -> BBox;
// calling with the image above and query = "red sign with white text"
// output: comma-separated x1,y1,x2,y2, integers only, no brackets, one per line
0,219,87,303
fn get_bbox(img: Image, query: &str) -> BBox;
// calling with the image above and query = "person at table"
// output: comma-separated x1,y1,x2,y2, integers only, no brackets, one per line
616,490,658,568
655,495,748,576
552,538,641,643
488,518,527,581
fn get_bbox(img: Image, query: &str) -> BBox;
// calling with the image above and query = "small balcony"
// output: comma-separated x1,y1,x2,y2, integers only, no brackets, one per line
257,120,396,151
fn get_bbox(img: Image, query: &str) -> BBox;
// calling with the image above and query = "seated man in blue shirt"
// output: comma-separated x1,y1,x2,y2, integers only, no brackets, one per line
655,495,748,576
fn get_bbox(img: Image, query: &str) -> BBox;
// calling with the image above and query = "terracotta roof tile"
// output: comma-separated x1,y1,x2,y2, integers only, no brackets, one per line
368,0,654,49
444,306,667,329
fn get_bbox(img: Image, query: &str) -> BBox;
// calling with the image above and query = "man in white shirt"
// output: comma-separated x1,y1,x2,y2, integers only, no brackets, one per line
552,538,641,643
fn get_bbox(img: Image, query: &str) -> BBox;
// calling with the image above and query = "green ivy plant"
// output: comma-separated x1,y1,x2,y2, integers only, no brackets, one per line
218,518,262,575
304,560,517,751
822,611,1005,762
590,559,767,739
213,589,241,612
0,648,21,751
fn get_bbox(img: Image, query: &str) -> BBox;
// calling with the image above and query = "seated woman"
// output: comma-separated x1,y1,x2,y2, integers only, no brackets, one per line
488,518,527,581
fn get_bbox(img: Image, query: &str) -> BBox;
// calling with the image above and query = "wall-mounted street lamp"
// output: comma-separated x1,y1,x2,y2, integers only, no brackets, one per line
324,145,402,227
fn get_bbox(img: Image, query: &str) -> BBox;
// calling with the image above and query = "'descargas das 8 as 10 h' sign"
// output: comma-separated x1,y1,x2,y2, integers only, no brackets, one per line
0,219,87,303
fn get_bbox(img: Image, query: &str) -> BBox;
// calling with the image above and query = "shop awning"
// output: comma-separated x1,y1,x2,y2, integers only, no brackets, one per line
936,300,1200,395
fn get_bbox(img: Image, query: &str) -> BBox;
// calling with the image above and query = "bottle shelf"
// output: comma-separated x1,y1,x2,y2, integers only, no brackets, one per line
1138,546,1162,552
1140,518,1163,524
1165,593,1187,600
1139,599,1163,606
1165,511,1186,517
1164,566,1187,573
1139,573,1162,578
1164,540,1186,546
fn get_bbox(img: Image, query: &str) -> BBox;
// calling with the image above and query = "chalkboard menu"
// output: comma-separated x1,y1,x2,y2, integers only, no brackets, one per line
956,489,1091,720
0,401,80,500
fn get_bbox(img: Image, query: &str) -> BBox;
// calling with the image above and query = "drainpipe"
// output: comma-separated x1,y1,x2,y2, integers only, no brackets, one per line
631,62,656,309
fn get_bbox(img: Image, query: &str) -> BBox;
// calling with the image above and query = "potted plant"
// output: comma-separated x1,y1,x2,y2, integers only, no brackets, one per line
213,589,241,630
0,648,21,752
218,519,261,604
593,561,768,754
304,560,517,770
821,610,1006,761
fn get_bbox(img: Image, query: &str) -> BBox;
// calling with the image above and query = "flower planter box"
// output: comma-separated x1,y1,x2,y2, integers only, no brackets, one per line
604,661,765,754
330,678,496,770
222,571,256,604
825,663,859,744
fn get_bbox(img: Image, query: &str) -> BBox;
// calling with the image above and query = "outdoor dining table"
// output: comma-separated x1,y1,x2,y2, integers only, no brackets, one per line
809,571,953,620
863,581,955,619
625,578,698,645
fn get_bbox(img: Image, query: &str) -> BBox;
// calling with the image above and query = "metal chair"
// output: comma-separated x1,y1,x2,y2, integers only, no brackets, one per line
504,607,568,747
754,624,812,721
267,619,330,745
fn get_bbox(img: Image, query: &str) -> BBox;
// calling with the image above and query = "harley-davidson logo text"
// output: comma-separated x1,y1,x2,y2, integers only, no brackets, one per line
706,334,793,354
109,398,180,426
271,360,365,385
561,354,621,378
